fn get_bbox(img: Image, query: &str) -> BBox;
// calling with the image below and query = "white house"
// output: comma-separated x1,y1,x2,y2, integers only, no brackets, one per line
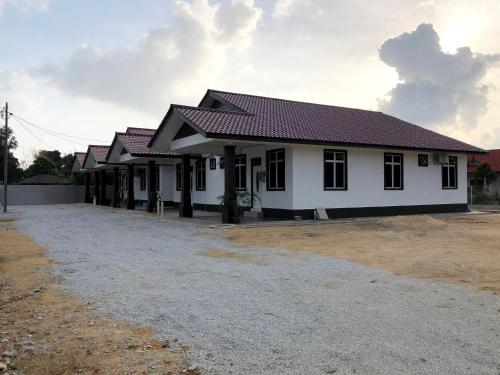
105,127,180,211
148,90,484,223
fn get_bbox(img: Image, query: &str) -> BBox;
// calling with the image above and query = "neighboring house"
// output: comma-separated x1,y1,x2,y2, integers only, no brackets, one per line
105,127,180,211
18,174,69,185
467,149,500,195
71,152,87,173
149,89,484,222
82,145,112,205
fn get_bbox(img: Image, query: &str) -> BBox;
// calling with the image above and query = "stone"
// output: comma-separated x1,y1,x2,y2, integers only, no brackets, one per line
0,362,6,371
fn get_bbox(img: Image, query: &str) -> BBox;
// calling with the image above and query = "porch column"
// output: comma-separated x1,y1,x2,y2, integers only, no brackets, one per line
222,145,236,224
100,170,107,206
94,171,101,205
147,160,157,213
127,164,135,210
84,172,91,203
112,167,120,208
179,155,192,218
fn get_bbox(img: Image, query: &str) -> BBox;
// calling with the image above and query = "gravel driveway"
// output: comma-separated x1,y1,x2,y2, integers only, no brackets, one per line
12,205,500,374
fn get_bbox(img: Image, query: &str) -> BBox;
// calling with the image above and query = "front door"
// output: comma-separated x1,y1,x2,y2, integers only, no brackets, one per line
251,157,262,210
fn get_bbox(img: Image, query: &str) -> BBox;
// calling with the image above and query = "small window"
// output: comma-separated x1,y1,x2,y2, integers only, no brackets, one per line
196,159,206,191
176,164,182,191
235,155,246,190
139,169,146,191
324,150,347,190
267,148,285,191
442,156,458,189
209,158,216,170
418,154,429,167
219,157,224,169
384,153,403,190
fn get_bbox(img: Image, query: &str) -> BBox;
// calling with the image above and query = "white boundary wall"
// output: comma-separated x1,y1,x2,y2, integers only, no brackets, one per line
0,185,85,205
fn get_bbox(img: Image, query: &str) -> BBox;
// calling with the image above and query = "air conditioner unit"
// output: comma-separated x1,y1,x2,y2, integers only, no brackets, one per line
433,152,448,165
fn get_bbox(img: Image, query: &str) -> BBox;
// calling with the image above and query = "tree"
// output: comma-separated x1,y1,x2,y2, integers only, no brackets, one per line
471,163,497,190
24,156,59,178
0,126,24,183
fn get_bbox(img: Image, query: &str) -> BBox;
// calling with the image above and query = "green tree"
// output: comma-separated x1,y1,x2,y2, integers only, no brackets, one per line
0,126,24,183
471,163,497,189
24,156,59,178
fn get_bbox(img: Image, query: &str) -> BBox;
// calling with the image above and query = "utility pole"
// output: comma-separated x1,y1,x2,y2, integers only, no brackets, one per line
3,102,8,213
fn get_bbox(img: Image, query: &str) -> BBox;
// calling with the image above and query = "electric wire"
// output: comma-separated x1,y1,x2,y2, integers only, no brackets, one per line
12,117,51,147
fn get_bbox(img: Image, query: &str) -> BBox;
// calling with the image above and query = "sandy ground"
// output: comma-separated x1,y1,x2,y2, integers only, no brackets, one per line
8,205,500,374
221,214,500,293
0,220,199,375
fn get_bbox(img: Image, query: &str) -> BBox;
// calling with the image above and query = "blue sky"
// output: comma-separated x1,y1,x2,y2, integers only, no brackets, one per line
1,0,499,163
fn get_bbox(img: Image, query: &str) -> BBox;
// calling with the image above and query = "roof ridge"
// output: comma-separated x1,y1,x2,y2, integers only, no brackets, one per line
208,89,382,114
89,144,109,148
173,104,255,116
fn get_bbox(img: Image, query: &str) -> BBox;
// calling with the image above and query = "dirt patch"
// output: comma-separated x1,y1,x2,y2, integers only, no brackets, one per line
0,221,199,375
219,214,500,293
202,249,260,263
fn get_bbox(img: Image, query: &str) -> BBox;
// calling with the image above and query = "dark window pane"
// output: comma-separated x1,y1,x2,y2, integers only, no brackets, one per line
336,152,345,161
393,155,401,164
277,161,285,188
269,163,276,189
385,164,392,188
442,166,448,187
241,164,246,188
394,165,401,188
324,163,333,188
336,163,345,188
449,166,456,187
385,154,392,163
325,151,333,161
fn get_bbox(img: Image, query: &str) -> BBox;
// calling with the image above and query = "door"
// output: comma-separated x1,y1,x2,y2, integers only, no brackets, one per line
251,157,262,210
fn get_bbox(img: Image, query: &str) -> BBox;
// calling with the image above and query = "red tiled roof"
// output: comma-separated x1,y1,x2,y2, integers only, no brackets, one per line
467,149,500,173
89,145,110,163
170,90,484,153
113,131,179,158
126,127,156,136
75,152,86,166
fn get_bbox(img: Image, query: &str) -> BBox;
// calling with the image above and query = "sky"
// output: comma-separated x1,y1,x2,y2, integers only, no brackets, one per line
0,0,499,165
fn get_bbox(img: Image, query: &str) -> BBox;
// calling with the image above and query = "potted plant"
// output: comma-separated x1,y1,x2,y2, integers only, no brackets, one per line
217,191,257,224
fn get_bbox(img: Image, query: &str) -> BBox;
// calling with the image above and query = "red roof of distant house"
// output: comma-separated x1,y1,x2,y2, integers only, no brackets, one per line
468,149,500,173
125,127,156,136
107,127,179,160
89,145,110,163
75,152,86,166
157,90,484,153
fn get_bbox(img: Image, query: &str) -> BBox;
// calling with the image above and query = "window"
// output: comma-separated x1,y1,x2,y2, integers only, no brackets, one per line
139,169,146,191
235,155,246,190
209,158,216,170
196,159,206,191
442,156,458,189
219,157,224,169
384,153,403,190
324,150,347,190
267,148,285,191
176,163,182,191
418,154,429,167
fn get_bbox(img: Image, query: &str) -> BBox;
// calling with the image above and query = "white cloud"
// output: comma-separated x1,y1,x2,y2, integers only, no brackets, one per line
39,0,262,113
272,0,296,19
0,0,50,14
378,23,500,128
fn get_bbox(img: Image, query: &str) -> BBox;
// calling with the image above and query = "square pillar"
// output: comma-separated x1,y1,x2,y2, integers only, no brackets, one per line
112,167,120,208
147,160,157,213
179,155,192,218
127,164,135,210
84,172,91,203
100,170,107,206
222,145,236,224
94,171,101,205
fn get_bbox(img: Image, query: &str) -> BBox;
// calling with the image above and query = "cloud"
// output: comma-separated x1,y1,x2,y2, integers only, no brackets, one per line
0,0,50,14
378,23,500,127
272,0,296,19
39,0,262,113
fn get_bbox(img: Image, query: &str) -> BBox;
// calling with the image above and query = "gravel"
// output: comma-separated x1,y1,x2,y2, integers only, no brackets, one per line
11,204,500,374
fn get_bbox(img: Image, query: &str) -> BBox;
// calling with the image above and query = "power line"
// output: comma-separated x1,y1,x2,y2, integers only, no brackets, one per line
12,117,51,147
12,114,109,143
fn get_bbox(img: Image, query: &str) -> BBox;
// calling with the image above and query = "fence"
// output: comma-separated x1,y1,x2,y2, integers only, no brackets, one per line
0,185,86,205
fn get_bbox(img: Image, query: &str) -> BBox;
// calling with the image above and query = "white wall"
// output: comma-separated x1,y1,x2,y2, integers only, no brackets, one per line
291,145,467,209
